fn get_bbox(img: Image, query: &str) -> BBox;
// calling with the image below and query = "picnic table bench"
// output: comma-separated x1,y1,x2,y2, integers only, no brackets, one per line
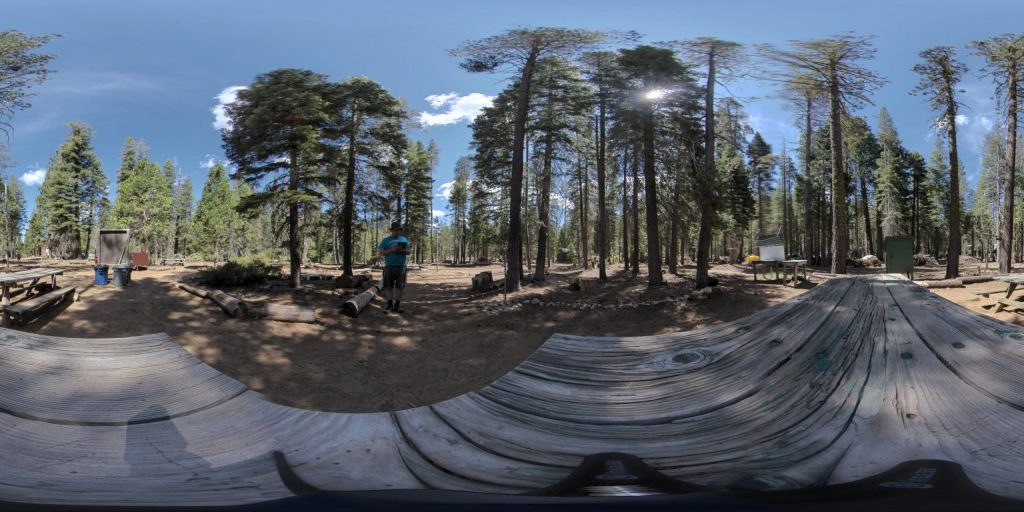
989,275,1024,313
160,257,185,266
5,286,75,326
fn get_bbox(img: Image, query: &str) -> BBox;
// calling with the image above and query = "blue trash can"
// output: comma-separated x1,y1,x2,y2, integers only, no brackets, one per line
111,265,129,287
94,265,110,286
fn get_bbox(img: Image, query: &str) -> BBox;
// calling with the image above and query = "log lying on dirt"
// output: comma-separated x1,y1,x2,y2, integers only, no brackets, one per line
960,275,994,285
916,279,964,289
251,303,316,323
177,283,246,318
335,273,371,289
342,281,382,317
209,289,248,319
177,282,210,298
916,275,994,288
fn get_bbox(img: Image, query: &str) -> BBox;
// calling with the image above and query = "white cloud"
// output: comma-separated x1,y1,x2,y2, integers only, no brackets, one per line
211,85,247,130
980,116,994,131
955,114,969,126
200,155,218,169
432,209,446,218
419,92,494,126
19,169,46,186
436,180,455,199
426,93,458,109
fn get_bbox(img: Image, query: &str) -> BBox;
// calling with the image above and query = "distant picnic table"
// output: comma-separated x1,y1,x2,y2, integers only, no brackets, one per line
752,259,807,287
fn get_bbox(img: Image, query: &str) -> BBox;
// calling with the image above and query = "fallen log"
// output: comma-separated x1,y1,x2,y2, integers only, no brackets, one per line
960,275,994,285
177,283,247,318
343,281,382,317
177,282,210,298
916,279,964,289
210,289,248,319
252,303,316,323
335,273,371,289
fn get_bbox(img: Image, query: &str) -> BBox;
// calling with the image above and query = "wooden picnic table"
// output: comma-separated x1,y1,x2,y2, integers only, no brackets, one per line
753,259,807,286
992,274,1024,313
0,267,67,327
0,267,65,306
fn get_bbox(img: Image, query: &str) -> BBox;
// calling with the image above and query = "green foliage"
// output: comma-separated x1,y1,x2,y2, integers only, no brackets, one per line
27,122,106,258
402,140,437,263
172,176,193,255
873,108,911,237
0,30,57,133
196,255,281,287
110,145,173,255
190,162,237,260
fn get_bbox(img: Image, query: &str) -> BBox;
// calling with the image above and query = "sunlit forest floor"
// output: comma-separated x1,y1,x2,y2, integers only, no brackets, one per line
7,257,1018,412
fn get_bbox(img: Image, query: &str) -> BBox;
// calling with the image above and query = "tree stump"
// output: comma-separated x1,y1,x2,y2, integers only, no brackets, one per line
471,272,493,292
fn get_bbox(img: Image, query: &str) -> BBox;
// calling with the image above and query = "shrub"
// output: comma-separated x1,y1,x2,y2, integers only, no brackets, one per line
196,256,281,287
744,254,760,265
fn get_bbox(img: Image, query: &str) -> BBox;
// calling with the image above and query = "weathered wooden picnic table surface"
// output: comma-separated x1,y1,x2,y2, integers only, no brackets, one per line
3,275,1024,506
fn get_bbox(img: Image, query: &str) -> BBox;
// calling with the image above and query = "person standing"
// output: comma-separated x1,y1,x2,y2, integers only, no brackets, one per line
378,222,411,313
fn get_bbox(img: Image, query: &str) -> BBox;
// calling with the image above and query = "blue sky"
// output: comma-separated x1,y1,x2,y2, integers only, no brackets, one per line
3,0,1021,222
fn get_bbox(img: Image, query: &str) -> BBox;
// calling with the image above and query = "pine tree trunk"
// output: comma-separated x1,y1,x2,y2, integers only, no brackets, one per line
535,133,553,281
668,171,680,274
946,87,961,279
289,150,301,288
506,48,539,292
829,73,847,273
582,159,589,269
342,107,359,277
631,151,640,276
802,98,813,262
622,149,629,270
1001,70,1018,274
597,104,608,279
859,171,873,255
642,116,662,286
695,50,716,289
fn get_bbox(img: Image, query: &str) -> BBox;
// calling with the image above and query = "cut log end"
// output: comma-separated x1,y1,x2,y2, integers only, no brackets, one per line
343,281,382,318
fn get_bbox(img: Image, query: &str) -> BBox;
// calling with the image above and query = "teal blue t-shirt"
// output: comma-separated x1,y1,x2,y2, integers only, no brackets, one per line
379,235,410,267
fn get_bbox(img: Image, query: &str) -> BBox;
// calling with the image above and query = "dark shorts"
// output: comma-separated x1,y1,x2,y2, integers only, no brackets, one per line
383,266,406,289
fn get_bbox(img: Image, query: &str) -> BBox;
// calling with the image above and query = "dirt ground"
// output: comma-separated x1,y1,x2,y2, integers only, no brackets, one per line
14,256,1017,413
12,258,810,413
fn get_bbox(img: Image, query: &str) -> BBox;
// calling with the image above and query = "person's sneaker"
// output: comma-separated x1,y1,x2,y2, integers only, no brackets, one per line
382,306,391,314
393,307,404,314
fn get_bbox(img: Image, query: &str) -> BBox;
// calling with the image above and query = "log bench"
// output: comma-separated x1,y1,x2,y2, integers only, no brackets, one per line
3,285,75,326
